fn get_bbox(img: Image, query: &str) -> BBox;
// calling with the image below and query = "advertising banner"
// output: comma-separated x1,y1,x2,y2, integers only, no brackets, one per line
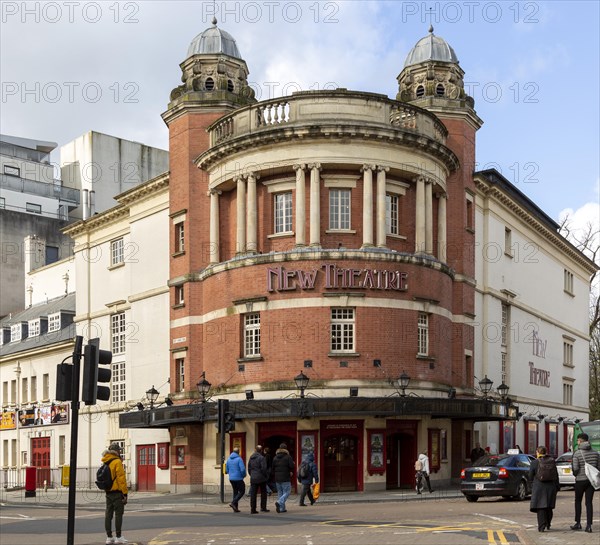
18,403,69,427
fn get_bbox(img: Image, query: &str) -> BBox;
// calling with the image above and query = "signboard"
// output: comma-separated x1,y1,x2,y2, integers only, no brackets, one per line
1,411,17,430
18,403,69,427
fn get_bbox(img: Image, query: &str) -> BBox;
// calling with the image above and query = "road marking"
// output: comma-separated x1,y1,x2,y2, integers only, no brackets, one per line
487,530,510,544
475,513,519,524
496,530,509,544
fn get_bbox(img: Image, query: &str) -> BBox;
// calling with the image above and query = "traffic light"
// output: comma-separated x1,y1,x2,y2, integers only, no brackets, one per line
224,411,235,433
55,363,73,401
81,338,112,405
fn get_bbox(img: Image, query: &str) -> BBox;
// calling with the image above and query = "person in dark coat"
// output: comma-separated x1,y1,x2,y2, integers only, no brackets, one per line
225,447,246,513
528,446,559,532
298,452,319,506
247,445,269,514
263,447,277,496
271,443,295,513
470,442,485,464
571,432,600,533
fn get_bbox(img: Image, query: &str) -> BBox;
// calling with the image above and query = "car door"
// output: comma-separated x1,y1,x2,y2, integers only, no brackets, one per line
515,454,534,492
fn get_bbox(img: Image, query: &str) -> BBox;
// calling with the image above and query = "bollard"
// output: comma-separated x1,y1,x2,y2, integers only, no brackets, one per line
25,466,36,498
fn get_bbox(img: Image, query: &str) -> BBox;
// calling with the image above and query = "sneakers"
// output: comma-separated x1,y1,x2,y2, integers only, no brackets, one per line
114,538,128,544
106,539,114,545
275,502,281,513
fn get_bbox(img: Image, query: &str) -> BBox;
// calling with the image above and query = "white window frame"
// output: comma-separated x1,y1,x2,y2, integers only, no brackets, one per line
10,324,22,343
175,222,185,253
21,378,28,404
330,308,355,353
564,269,574,294
244,313,261,357
274,191,293,234
329,189,351,230
48,313,61,332
30,376,37,402
111,361,126,403
111,312,126,355
501,304,509,346
563,382,573,405
110,238,124,266
386,194,399,235
42,374,49,401
563,341,574,367
504,227,513,257
28,319,40,337
176,358,185,392
175,285,184,306
417,312,429,356
26,202,42,214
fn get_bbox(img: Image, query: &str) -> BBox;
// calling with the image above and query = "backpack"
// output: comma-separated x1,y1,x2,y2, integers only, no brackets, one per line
95,459,116,490
298,462,309,479
536,456,558,482
415,459,423,471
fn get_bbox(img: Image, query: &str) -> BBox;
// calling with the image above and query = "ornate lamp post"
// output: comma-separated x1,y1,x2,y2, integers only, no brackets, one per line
294,371,310,398
146,386,160,409
398,371,410,397
196,372,211,403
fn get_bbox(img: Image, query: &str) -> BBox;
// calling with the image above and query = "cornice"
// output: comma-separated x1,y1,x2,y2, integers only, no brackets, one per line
474,177,598,275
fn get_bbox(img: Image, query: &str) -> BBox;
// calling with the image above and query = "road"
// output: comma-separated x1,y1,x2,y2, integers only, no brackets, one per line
1,490,599,545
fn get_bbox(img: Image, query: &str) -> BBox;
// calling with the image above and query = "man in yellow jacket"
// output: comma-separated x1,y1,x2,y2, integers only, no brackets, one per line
102,443,129,544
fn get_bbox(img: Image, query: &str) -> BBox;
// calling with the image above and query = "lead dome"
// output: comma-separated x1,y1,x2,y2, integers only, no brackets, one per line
404,25,459,67
187,17,242,59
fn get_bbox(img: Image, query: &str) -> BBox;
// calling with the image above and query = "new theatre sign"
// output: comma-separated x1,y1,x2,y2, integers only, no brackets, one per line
267,263,409,293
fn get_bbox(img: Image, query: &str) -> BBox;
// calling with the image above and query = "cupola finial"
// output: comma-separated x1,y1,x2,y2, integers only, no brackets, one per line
429,24,434,34
212,16,217,26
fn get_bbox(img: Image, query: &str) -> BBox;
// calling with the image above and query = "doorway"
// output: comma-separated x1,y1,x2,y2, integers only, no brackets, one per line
31,436,50,488
386,432,416,489
136,444,156,491
323,434,359,492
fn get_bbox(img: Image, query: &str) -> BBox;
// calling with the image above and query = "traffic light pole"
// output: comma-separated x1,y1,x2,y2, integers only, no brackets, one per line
67,335,83,545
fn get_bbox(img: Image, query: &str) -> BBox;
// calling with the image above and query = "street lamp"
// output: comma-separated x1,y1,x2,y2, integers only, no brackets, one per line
497,382,509,399
146,386,160,409
478,375,493,397
196,371,211,403
294,371,310,398
397,371,410,397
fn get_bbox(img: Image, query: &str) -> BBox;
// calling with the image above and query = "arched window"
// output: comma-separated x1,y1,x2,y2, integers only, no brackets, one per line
436,84,445,96
416,85,425,98
227,79,234,92
205,77,214,91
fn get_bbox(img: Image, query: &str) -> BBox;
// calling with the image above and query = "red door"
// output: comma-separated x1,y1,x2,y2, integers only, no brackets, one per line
136,444,156,491
31,437,51,488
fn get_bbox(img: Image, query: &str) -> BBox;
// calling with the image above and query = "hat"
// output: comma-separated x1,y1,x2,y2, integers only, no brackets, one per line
109,442,122,452
279,443,287,449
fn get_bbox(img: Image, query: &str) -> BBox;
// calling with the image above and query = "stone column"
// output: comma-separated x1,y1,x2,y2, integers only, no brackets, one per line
425,179,433,254
293,164,306,247
415,176,426,253
246,172,259,253
208,189,221,263
437,192,447,262
308,163,321,247
361,165,375,248
235,176,246,254
376,166,390,247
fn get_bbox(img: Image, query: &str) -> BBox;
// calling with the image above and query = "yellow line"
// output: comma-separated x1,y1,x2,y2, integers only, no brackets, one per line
487,529,497,545
496,530,509,544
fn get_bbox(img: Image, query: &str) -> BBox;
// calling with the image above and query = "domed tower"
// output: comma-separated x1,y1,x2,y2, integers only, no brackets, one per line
398,27,482,397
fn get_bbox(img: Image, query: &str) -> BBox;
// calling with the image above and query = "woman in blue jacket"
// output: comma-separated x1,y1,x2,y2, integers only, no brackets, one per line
225,447,247,512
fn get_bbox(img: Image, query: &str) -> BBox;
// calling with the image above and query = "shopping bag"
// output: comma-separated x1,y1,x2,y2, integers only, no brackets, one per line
312,482,320,500
584,462,600,490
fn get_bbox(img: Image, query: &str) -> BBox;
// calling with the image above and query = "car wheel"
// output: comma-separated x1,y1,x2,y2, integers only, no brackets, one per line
514,481,527,501
465,495,479,502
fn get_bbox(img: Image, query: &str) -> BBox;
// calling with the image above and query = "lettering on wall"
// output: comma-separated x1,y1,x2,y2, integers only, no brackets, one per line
532,330,547,358
529,361,550,387
267,264,408,293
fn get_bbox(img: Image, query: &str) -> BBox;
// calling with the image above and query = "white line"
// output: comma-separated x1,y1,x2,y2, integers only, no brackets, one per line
474,513,518,524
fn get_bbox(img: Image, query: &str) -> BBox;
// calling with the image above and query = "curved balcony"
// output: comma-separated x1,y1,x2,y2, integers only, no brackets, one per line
207,89,448,149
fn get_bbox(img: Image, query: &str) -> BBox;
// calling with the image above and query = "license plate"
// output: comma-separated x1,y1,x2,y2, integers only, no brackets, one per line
475,483,485,490
472,472,490,479
563,468,571,474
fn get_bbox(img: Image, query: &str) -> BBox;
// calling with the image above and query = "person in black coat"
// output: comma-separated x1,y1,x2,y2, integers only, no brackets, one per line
247,445,269,514
298,452,319,506
271,443,295,513
528,446,559,532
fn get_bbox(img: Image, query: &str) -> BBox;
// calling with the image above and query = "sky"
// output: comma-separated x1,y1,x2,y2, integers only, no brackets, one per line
1,0,598,257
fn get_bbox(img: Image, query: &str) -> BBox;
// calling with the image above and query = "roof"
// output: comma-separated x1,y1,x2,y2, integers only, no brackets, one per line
0,134,57,154
404,26,459,67
187,18,242,60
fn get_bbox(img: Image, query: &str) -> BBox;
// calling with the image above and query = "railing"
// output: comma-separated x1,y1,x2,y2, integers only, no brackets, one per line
208,90,448,147
0,174,80,204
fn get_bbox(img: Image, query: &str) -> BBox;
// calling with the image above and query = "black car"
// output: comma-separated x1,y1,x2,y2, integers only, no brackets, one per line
461,453,535,502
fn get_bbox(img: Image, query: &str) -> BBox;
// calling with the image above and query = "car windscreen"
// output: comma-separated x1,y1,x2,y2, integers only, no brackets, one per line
474,455,512,467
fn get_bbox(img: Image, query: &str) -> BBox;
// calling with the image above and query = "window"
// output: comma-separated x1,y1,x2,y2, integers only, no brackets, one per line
111,312,126,354
10,324,22,342
46,246,59,265
466,193,474,230
274,192,292,233
330,308,355,353
329,189,351,230
30,376,37,402
501,304,509,346
417,313,429,356
416,85,425,98
2,440,8,468
110,238,124,266
2,381,8,405
244,313,261,357
525,420,538,455
111,361,126,403
4,165,20,176
386,194,399,235
563,382,573,405
175,222,185,253
176,358,185,392
21,378,28,404
504,228,513,257
42,374,49,401
205,77,214,91
110,439,125,458
29,319,40,337
48,313,61,332
26,202,42,214
563,341,574,367
564,269,574,294
0,197,5,209
501,352,507,385
546,424,558,457
436,84,445,96
10,380,16,403
175,285,184,306
59,435,66,466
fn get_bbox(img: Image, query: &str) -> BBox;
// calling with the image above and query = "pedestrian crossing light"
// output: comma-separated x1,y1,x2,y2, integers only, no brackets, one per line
224,411,235,433
81,338,112,405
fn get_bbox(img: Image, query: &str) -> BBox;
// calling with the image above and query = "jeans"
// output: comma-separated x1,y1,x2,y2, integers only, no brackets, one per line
276,481,292,511
574,480,595,526
229,479,245,508
105,492,125,537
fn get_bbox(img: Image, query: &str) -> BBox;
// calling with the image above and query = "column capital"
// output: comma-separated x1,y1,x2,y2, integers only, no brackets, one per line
293,163,307,172
414,175,429,184
435,191,447,199
376,165,390,173
207,189,222,196
307,162,322,171
244,172,260,181
361,164,376,173
233,175,244,183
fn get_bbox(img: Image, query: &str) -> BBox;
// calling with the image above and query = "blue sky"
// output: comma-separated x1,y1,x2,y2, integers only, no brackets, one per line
1,0,598,236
